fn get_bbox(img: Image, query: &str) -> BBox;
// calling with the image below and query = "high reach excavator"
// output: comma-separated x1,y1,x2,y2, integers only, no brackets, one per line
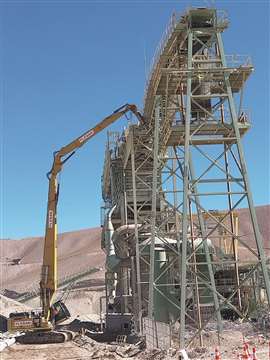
7,104,142,344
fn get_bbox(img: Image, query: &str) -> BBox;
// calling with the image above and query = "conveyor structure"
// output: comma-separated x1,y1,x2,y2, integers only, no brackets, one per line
100,7,270,348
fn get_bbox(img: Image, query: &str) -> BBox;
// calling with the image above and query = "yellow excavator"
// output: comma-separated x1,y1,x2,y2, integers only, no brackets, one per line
7,104,142,343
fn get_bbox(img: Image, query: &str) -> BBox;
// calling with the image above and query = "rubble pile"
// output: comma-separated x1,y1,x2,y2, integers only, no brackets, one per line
256,307,270,331
73,334,143,359
73,334,181,359
70,318,270,360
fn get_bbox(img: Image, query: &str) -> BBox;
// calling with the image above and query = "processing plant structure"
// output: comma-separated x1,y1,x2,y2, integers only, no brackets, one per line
100,7,270,348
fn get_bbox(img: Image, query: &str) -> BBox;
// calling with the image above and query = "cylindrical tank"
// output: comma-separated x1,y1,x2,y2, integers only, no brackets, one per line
193,238,215,305
142,236,181,323
153,245,170,323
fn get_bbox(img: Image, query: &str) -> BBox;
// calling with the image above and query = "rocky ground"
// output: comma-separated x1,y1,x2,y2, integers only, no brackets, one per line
1,325,269,360
1,312,269,360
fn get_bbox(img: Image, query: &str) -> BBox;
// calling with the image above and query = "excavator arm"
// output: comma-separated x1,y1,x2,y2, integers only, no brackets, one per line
40,104,142,321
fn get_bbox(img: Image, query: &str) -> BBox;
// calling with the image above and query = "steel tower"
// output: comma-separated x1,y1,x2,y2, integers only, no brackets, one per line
101,7,270,348
143,7,270,347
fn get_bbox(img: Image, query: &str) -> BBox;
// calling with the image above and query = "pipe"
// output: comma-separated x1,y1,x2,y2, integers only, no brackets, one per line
112,224,139,240
107,205,117,257
111,224,142,258
99,295,106,332
105,205,120,271
105,205,119,307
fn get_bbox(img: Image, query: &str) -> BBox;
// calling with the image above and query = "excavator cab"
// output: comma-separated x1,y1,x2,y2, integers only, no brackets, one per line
50,300,70,325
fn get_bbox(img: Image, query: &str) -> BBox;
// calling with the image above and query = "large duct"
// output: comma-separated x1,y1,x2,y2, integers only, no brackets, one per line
105,205,120,271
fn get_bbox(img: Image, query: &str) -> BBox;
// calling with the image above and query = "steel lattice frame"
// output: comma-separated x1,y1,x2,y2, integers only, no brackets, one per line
101,7,270,349
143,8,270,348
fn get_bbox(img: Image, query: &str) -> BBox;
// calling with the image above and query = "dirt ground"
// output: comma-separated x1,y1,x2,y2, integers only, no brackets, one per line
2,339,269,360
1,342,95,360
2,320,269,360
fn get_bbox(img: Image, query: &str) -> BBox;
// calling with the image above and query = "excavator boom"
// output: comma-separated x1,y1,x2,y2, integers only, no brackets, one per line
8,104,142,341
40,104,142,321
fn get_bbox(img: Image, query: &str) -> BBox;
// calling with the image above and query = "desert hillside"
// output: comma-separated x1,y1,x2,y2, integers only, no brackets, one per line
0,205,269,294
0,227,104,293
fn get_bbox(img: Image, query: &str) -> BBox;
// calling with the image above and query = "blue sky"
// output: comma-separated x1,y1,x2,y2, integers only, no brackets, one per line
1,0,269,239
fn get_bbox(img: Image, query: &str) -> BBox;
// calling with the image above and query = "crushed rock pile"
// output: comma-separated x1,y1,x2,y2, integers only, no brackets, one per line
73,334,142,359
71,319,270,360
252,306,270,331
0,294,31,318
73,334,180,359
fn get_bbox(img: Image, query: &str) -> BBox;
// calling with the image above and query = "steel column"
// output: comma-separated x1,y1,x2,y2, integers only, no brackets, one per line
217,32,270,304
148,96,161,319
179,30,193,348
131,132,143,333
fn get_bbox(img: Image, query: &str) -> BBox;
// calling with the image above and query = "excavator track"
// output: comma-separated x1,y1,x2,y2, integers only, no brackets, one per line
16,330,76,344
